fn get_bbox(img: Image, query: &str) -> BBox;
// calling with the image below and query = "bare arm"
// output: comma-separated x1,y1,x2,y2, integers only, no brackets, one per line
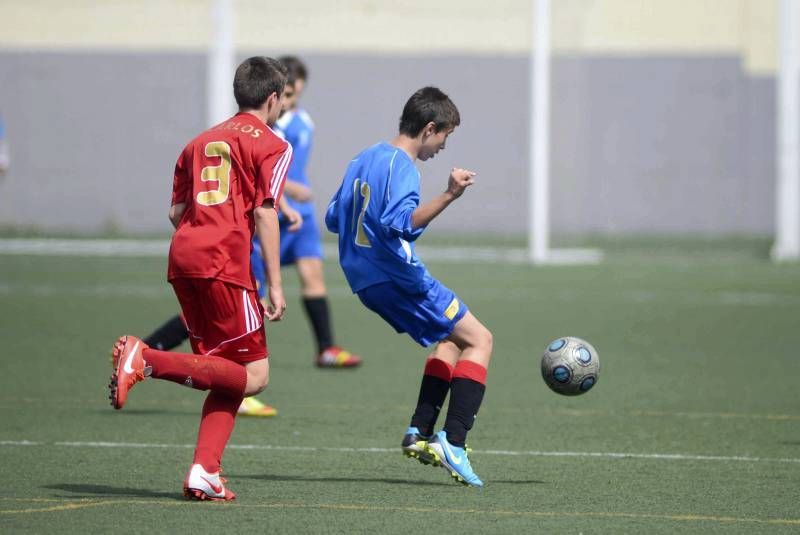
282,180,313,202
411,168,475,230
169,202,186,229
254,201,286,321
278,196,303,232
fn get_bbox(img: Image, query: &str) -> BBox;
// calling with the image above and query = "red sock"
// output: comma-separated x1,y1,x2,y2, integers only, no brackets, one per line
193,391,243,473
142,348,247,399
452,359,487,384
424,356,454,381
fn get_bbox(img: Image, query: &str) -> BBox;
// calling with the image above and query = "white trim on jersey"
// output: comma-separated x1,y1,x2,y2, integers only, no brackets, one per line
400,238,413,263
271,144,293,199
386,149,398,203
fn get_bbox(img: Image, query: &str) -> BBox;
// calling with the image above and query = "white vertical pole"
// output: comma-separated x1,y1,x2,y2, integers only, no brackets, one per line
529,0,551,264
207,0,236,127
773,0,800,261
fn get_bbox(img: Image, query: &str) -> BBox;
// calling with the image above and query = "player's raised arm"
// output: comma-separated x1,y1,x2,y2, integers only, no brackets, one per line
410,167,476,230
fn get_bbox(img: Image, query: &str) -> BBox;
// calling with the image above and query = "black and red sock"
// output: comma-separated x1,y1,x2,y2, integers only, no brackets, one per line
409,357,454,437
443,360,487,448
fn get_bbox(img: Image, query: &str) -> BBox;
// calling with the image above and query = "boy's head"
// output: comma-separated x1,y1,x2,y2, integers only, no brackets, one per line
233,56,287,124
399,87,460,161
279,55,308,109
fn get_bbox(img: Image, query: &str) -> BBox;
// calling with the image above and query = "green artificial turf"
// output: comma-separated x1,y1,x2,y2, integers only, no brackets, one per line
1,238,799,533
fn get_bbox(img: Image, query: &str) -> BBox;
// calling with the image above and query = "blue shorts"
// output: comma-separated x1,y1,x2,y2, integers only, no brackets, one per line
278,211,323,265
356,279,469,347
251,211,323,299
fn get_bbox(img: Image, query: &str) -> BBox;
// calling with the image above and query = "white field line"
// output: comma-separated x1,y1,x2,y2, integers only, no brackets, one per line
0,238,768,266
3,239,799,306
0,239,170,257
0,239,529,263
1,440,799,464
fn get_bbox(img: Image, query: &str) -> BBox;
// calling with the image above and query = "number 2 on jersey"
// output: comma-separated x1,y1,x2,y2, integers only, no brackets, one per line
197,141,232,206
351,179,372,247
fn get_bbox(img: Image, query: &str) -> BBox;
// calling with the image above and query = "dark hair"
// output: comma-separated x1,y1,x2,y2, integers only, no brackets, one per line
398,87,460,137
278,55,308,86
233,56,287,110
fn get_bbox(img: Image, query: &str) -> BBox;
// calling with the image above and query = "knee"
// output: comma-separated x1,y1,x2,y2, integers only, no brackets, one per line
301,275,326,296
478,326,493,355
244,369,269,396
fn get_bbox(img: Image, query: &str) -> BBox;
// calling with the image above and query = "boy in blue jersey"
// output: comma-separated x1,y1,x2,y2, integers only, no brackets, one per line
250,56,362,372
325,87,493,487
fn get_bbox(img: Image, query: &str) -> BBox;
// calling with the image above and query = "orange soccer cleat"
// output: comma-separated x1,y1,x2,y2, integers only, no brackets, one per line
109,335,150,410
183,464,236,501
316,346,363,368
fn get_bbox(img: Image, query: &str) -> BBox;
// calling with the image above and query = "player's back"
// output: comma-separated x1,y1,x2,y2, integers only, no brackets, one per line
275,109,313,185
275,109,314,216
325,142,432,295
168,113,291,290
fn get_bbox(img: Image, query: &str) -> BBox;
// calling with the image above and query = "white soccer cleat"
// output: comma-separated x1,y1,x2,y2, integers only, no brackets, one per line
183,463,236,501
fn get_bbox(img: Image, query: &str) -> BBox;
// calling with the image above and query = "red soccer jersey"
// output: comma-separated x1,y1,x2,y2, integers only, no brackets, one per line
167,112,292,290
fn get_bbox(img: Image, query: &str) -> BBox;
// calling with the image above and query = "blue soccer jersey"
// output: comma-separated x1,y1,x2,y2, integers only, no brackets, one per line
274,108,315,217
251,107,321,296
325,142,434,295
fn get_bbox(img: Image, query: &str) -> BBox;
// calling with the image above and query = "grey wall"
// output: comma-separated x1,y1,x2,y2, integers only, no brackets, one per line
0,50,778,236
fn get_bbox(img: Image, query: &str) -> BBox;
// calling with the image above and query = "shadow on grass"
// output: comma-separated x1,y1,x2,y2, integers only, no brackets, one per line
44,483,184,501
233,473,546,486
234,473,453,487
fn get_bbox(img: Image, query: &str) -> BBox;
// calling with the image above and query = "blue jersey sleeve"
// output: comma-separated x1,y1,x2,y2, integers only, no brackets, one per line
379,159,425,242
325,183,342,233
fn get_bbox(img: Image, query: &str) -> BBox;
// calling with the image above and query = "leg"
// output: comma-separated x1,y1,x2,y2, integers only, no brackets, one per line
296,257,333,353
442,311,492,446
296,256,327,298
402,343,460,465
445,311,493,368
192,358,268,471
143,314,189,351
425,312,493,487
242,357,269,396
237,360,276,416
409,342,460,436
297,257,361,367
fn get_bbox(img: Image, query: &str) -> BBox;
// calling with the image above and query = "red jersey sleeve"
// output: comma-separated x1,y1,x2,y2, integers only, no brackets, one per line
171,149,191,206
255,142,292,208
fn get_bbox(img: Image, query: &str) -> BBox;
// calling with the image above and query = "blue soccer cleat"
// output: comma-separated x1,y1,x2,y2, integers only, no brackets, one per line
401,426,438,466
425,430,484,487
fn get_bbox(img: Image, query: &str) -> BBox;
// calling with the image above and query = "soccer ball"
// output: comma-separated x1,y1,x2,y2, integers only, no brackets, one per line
541,337,600,396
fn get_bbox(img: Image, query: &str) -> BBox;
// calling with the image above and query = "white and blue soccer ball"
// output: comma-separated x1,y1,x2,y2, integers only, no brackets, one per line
541,337,599,396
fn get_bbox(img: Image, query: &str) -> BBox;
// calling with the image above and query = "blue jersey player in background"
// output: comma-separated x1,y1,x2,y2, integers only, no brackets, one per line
325,87,494,487
251,56,362,370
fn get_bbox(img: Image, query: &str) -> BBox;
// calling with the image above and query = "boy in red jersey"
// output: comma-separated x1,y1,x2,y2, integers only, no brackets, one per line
108,56,291,501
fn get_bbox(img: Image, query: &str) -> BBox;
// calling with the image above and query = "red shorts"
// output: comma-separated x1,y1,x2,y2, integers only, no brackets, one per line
170,278,267,363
